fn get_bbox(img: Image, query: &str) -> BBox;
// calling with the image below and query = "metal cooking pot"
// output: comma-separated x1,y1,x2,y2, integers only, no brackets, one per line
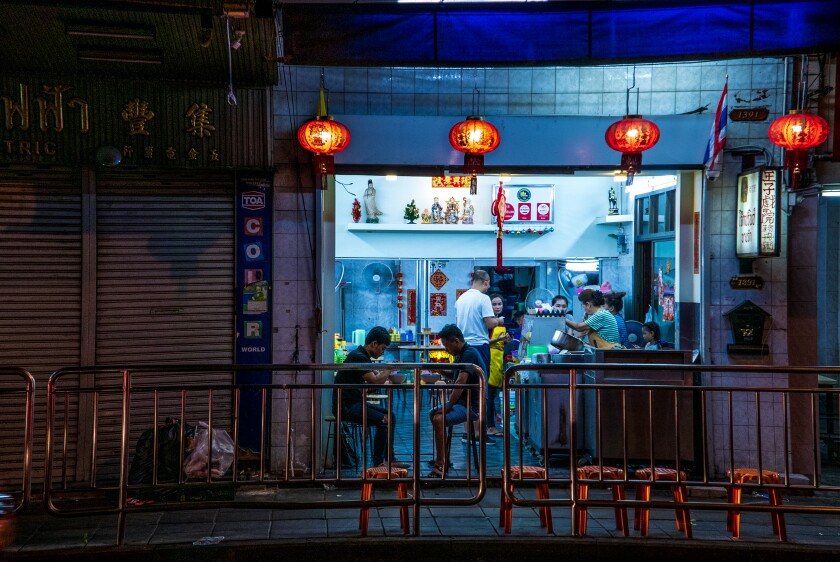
551,330,586,352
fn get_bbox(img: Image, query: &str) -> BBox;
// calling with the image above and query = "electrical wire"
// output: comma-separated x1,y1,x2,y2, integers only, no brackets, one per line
274,23,323,360
224,16,237,106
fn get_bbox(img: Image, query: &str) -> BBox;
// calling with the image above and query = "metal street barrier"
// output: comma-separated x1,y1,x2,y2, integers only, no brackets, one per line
44,362,485,544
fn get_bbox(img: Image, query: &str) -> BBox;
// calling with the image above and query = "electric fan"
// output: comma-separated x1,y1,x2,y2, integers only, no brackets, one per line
524,288,555,314
361,262,394,294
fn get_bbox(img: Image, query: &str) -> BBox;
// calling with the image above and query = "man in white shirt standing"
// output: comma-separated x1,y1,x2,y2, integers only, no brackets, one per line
455,269,503,438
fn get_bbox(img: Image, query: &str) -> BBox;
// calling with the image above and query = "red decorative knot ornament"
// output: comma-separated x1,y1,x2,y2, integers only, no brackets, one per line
768,109,830,189
297,117,351,175
604,115,660,183
449,117,501,175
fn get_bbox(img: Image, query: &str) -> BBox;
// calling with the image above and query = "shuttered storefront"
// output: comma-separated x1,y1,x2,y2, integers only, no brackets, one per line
91,172,236,483
0,170,83,488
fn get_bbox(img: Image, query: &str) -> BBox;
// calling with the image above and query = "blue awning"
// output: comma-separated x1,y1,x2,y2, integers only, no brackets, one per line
281,1,840,66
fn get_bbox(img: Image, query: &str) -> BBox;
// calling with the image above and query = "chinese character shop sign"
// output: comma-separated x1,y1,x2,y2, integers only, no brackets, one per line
0,77,269,168
735,168,780,258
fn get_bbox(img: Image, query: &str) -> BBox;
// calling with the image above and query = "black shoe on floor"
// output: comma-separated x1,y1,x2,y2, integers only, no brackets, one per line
461,433,495,445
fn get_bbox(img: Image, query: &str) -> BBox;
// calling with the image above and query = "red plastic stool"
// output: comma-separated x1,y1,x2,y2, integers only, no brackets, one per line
575,466,629,536
726,468,786,542
634,467,691,538
499,466,553,534
359,466,410,536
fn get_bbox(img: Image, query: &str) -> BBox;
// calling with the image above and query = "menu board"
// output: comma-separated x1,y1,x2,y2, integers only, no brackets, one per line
501,184,555,223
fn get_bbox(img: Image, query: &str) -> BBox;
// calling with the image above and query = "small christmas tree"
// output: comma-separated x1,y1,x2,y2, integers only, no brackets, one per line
404,199,420,224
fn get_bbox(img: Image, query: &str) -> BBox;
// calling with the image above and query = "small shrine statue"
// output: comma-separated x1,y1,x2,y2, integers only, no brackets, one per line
421,208,431,224
608,186,619,216
460,197,474,224
351,198,362,223
431,197,443,224
364,179,383,223
445,196,460,224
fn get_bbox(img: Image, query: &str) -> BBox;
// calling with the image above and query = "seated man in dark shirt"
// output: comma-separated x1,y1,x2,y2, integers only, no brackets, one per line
334,326,406,468
427,324,483,477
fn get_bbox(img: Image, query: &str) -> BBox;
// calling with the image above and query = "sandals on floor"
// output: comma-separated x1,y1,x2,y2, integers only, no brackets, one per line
426,465,445,478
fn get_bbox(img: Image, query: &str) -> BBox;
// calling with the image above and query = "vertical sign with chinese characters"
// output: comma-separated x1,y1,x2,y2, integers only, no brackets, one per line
735,167,780,258
759,168,780,256
235,172,273,453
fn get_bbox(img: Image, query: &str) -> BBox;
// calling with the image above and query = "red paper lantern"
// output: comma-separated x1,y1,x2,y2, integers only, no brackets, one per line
297,117,351,175
604,115,660,181
768,109,829,188
449,117,501,175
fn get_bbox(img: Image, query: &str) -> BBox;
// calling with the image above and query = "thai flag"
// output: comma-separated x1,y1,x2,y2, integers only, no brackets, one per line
703,81,728,180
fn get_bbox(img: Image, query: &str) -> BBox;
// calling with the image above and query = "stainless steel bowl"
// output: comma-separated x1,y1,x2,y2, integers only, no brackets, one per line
551,330,586,352
531,353,551,364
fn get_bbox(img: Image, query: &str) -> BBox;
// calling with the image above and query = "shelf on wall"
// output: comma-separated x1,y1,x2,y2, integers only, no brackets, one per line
594,214,633,225
346,223,498,233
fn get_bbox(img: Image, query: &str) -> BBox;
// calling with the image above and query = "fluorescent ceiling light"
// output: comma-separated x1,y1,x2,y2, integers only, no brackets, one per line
565,259,599,272
625,175,678,196
821,190,840,197
66,21,156,41
385,175,398,181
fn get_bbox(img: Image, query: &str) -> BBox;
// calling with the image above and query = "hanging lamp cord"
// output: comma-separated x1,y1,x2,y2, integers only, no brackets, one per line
225,16,238,106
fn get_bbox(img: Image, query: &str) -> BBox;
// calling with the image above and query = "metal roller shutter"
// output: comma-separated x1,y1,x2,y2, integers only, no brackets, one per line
0,170,82,489
92,172,236,485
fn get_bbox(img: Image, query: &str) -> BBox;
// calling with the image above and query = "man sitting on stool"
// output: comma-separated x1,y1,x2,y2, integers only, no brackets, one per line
335,326,407,469
427,324,482,477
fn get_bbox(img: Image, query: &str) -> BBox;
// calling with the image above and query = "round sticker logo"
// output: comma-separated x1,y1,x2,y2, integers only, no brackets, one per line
537,203,549,214
517,188,531,202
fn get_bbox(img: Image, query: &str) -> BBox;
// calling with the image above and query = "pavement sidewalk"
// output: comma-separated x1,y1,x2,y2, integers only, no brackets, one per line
4,484,840,561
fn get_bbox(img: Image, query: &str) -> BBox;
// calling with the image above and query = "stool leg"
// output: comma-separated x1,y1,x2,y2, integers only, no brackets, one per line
769,489,787,542
671,486,684,532
398,483,409,535
577,483,589,536
731,486,742,539
359,481,373,535
673,485,691,538
638,484,651,537
633,485,642,531
537,484,553,534
726,488,733,532
612,484,629,536
535,484,546,528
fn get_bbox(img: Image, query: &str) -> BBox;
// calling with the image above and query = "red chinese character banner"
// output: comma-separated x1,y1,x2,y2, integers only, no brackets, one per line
407,289,416,325
432,176,472,188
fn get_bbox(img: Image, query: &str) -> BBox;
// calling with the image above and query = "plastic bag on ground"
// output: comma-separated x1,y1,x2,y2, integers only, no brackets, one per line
183,422,234,479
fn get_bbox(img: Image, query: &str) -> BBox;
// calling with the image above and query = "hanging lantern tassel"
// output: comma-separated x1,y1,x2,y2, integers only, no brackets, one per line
469,174,477,195
492,181,507,272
